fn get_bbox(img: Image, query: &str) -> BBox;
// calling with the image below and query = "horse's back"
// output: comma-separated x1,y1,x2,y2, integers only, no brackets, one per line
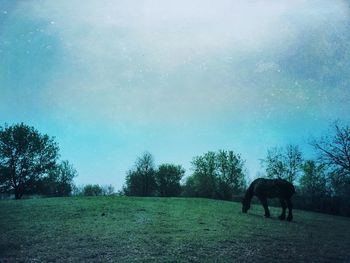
250,178,295,199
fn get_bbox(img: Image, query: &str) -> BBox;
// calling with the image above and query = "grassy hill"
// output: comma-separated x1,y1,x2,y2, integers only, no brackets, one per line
1,197,349,262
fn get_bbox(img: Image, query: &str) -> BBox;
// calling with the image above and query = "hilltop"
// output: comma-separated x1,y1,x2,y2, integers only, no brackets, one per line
1,197,349,262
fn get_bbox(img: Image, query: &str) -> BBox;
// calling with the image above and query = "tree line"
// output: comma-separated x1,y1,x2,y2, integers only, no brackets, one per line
260,123,350,207
122,150,246,200
121,121,350,216
1,122,350,216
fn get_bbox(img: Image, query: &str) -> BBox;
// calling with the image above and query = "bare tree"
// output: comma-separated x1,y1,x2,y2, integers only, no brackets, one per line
311,122,350,196
311,122,350,176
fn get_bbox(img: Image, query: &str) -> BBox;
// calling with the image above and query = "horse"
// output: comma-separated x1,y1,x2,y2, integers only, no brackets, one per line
242,178,295,221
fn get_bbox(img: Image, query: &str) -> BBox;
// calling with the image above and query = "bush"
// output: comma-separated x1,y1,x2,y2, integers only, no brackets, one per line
82,184,103,196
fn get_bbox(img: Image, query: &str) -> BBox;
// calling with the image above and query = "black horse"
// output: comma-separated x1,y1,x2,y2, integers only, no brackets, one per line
242,178,295,221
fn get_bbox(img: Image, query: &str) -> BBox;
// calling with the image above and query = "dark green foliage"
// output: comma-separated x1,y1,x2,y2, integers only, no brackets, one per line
36,160,77,197
123,152,157,196
54,161,78,196
0,123,59,199
184,150,246,200
182,175,196,197
155,164,184,197
286,159,350,216
82,184,103,196
299,160,329,198
328,170,350,197
216,150,246,199
262,144,303,183
189,151,217,198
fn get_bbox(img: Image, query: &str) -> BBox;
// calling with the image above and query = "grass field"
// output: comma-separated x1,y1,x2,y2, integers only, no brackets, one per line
1,197,350,262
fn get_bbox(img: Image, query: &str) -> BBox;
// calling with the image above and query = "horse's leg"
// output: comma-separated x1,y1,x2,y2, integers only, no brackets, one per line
279,199,286,220
259,197,270,218
286,198,293,221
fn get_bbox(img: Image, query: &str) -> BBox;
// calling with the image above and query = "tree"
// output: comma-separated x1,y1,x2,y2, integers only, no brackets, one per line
328,171,350,197
101,184,115,196
55,160,77,196
300,160,329,198
71,184,84,196
184,150,246,200
311,122,350,196
216,150,246,199
263,147,285,179
156,164,185,197
35,160,77,196
0,123,59,199
123,152,157,196
190,151,217,198
182,175,197,197
285,145,303,183
262,144,303,183
82,184,103,196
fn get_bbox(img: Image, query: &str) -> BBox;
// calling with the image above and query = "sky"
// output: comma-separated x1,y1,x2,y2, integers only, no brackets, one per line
1,0,350,190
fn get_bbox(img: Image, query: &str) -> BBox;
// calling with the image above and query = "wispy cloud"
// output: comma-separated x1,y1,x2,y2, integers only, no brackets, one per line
4,0,340,126
1,0,350,187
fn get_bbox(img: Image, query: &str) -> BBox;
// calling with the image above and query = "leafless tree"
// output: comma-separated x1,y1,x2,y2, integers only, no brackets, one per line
311,122,350,176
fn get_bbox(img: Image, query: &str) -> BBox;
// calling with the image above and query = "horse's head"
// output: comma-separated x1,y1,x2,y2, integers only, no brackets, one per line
241,198,250,213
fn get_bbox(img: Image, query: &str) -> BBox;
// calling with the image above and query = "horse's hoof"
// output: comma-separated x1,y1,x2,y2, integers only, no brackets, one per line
264,214,270,218
287,217,293,221
279,216,286,220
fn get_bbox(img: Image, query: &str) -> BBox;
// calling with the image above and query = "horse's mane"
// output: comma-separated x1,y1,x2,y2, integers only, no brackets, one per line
244,180,255,200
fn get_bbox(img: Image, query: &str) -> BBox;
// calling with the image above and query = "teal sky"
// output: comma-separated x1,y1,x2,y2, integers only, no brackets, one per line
1,0,350,190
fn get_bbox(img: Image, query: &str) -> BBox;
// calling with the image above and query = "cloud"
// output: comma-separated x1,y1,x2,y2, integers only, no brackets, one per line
5,0,349,126
2,0,350,187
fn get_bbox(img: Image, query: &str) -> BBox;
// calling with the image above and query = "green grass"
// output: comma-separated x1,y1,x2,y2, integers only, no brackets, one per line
1,197,350,262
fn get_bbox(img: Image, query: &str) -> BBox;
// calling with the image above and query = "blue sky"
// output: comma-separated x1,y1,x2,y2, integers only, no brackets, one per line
1,0,350,189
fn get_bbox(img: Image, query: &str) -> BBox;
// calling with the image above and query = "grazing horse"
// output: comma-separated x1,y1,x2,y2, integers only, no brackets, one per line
242,178,295,221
